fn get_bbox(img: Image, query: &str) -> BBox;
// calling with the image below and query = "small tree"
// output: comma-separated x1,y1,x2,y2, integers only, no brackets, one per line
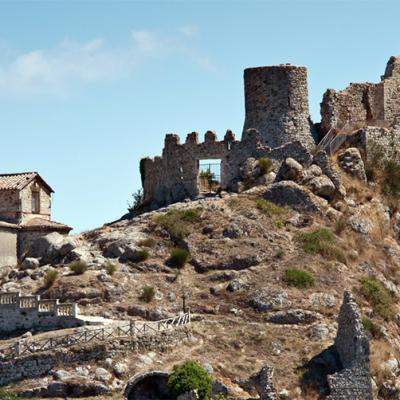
167,361,212,400
128,189,144,214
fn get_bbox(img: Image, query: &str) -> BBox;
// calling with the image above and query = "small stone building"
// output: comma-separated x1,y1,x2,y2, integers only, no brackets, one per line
0,172,72,267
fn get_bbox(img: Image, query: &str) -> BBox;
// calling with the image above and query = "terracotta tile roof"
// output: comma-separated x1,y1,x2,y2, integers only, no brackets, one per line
0,172,54,193
20,218,72,232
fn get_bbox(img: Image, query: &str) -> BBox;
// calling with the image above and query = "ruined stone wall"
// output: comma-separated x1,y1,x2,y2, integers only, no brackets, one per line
142,129,312,208
345,120,400,161
321,56,400,133
0,292,81,334
326,291,372,400
0,327,191,385
0,227,18,267
242,65,314,150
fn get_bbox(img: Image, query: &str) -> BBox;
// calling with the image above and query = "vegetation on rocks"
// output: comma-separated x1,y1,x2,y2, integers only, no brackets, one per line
139,285,155,303
284,268,314,288
134,249,150,262
69,261,88,275
167,361,213,400
138,237,156,248
0,389,20,400
43,269,58,289
258,157,273,174
295,228,346,263
360,276,395,321
156,208,202,241
256,198,287,217
104,262,117,275
169,248,189,269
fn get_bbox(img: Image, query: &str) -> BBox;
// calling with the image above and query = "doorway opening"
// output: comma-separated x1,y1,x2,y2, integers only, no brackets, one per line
198,159,221,193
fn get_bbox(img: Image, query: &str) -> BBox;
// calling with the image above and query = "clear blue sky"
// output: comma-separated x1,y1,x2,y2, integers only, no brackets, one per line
0,0,399,232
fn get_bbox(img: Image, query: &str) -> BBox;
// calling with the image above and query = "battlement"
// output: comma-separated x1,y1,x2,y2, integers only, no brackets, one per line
0,291,81,333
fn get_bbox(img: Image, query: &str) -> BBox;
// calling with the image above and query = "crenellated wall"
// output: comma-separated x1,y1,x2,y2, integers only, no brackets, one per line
142,129,312,208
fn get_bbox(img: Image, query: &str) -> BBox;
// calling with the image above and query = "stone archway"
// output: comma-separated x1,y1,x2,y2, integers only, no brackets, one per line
124,371,171,400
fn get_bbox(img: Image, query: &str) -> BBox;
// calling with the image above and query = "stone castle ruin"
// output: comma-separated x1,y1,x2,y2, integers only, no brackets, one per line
140,56,400,209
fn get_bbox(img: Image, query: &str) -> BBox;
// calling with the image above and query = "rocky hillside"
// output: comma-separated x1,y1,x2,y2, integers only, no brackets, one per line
3,147,400,399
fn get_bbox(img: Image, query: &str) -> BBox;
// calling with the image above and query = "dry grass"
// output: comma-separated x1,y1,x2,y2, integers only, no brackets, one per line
370,340,397,387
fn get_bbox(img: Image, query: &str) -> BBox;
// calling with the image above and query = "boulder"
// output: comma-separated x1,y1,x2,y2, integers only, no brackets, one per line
262,181,327,212
276,157,304,182
27,232,77,264
177,390,199,400
249,288,290,312
265,309,319,325
223,224,245,239
248,365,277,400
306,175,336,199
337,147,367,182
20,257,40,270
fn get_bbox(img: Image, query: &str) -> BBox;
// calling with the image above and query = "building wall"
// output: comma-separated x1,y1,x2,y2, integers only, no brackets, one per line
19,179,51,223
0,228,18,267
0,190,20,223
321,56,400,133
142,129,312,208
242,65,314,150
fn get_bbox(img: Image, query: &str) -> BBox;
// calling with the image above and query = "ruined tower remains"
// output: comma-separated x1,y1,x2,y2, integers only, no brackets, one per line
321,56,400,133
242,65,315,150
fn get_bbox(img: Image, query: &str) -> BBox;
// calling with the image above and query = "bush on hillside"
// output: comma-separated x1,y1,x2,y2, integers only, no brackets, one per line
156,208,202,241
295,228,346,263
104,261,117,276
134,249,150,262
69,260,88,275
167,361,212,400
139,285,155,303
43,269,58,289
169,248,189,269
360,276,395,321
284,268,314,288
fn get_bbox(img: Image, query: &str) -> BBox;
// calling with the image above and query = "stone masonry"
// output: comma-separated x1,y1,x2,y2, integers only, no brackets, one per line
0,291,81,334
242,65,315,149
142,129,312,208
321,56,400,133
326,291,372,400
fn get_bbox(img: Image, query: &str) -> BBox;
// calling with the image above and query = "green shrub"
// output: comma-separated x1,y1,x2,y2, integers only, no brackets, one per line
135,249,150,262
284,268,314,288
360,276,395,321
0,389,20,400
104,262,117,276
295,228,346,263
138,237,156,248
199,170,216,182
139,285,155,303
256,198,287,217
69,261,88,275
258,157,273,175
44,269,58,289
156,208,202,241
167,361,213,400
128,189,144,214
169,248,189,269
361,316,383,338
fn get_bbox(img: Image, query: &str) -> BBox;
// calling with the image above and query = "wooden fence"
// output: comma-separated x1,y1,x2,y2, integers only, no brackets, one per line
0,311,191,360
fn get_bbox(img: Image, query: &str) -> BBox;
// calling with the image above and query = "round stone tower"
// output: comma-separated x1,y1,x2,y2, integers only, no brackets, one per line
242,64,314,149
